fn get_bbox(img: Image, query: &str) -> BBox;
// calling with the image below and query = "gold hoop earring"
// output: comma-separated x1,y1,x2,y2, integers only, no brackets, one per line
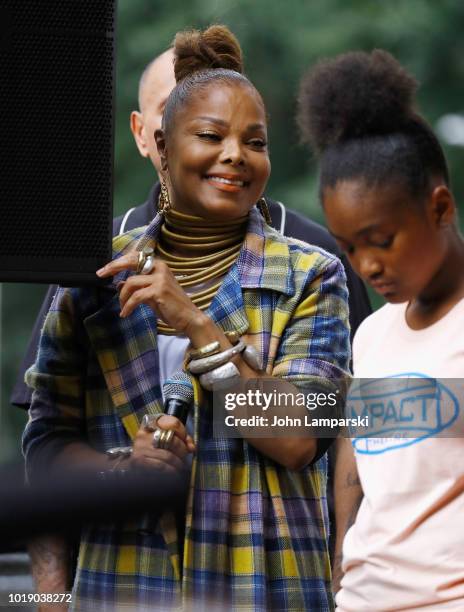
158,180,171,214
257,197,272,225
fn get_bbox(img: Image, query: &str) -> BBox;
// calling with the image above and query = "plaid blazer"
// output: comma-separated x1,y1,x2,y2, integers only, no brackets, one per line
24,207,350,611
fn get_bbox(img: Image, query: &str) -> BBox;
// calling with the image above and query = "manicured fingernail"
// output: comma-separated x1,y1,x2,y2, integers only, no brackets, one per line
96,268,104,276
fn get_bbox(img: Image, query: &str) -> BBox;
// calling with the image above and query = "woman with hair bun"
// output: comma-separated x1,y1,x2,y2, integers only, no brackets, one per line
299,50,464,610
24,25,350,610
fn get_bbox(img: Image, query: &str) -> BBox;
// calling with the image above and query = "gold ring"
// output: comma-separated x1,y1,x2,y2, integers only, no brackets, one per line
136,246,155,274
152,428,162,449
159,429,175,450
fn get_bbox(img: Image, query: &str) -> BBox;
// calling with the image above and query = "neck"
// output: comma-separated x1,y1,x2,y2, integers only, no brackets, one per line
154,207,248,334
160,208,248,257
407,231,464,328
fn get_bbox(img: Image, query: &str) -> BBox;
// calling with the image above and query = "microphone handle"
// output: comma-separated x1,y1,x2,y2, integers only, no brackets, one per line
140,398,191,535
165,398,190,425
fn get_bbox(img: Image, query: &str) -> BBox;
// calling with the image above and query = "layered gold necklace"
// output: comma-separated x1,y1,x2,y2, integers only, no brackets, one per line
155,208,248,335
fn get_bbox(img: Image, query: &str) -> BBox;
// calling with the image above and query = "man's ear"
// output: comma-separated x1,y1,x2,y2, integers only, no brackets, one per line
429,185,456,227
130,110,149,158
155,129,168,171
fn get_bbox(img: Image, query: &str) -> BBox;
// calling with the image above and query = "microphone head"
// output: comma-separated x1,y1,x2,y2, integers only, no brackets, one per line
163,371,194,403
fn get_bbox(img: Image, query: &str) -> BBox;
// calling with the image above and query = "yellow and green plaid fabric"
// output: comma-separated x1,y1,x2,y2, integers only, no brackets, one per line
24,207,350,611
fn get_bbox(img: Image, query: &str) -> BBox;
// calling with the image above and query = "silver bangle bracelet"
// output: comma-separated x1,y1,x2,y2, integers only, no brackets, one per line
199,362,241,391
106,446,133,459
242,345,263,371
188,340,246,374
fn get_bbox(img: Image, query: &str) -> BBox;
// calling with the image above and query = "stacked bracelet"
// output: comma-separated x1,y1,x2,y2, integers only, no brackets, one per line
186,333,263,391
188,340,246,374
198,362,241,391
188,341,221,361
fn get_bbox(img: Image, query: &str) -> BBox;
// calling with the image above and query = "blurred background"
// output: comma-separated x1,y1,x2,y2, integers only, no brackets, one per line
1,0,464,464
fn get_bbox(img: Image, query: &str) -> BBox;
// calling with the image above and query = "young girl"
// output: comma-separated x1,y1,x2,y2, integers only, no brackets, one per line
298,50,464,610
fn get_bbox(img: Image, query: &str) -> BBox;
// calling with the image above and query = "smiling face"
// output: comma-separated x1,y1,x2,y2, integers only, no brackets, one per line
323,179,450,303
156,81,271,220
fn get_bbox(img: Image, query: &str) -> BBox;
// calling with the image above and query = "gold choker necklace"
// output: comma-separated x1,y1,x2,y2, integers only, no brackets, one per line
155,208,248,334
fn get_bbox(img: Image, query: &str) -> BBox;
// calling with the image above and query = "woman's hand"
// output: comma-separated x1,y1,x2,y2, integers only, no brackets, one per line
129,415,195,476
96,253,205,336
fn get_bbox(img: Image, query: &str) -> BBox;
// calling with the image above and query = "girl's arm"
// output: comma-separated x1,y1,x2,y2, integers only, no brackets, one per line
332,437,363,593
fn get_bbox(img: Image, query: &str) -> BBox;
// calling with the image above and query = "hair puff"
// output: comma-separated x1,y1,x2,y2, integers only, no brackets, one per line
297,49,418,153
173,25,244,83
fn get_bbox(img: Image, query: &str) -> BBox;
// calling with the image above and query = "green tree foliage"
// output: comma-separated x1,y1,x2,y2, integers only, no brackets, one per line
2,0,464,461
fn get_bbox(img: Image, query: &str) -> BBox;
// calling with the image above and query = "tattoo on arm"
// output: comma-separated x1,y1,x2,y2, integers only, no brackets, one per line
345,471,361,488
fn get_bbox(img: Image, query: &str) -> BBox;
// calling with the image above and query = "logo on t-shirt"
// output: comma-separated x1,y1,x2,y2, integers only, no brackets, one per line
347,374,460,454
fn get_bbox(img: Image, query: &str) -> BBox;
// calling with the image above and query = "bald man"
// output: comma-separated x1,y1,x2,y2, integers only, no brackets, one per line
132,49,176,175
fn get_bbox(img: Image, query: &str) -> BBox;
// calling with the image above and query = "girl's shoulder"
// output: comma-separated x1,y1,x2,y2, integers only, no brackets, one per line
353,302,404,356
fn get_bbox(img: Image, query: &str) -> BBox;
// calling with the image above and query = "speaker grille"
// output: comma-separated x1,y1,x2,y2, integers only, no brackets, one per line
0,0,116,284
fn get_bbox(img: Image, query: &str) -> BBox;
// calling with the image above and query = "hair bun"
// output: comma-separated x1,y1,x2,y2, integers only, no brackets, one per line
173,25,244,83
298,49,418,153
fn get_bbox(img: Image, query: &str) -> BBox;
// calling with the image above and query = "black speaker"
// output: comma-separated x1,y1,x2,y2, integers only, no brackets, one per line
0,0,116,285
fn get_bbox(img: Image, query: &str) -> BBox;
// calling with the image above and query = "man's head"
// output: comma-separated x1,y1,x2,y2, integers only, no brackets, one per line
130,48,176,177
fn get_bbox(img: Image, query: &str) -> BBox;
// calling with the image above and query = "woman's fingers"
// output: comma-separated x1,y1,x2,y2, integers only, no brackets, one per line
134,432,187,460
118,275,152,306
96,252,139,278
98,254,202,334
120,286,154,318
132,447,187,473
131,446,186,470
134,419,192,464
160,434,189,461
144,450,186,473
156,415,189,442
186,435,196,453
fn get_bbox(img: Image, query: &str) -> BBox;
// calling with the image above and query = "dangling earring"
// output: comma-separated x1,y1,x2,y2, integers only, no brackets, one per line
158,180,171,214
257,197,272,225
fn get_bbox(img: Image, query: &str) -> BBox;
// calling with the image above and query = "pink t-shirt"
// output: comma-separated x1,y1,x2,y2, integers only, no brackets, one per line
336,300,464,611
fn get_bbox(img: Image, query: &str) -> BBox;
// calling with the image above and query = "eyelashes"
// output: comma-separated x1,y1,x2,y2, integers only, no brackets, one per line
371,236,393,248
337,236,394,255
196,133,267,148
197,132,221,141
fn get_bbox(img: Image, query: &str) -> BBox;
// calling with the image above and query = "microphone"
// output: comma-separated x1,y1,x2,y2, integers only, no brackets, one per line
138,373,194,535
163,371,194,425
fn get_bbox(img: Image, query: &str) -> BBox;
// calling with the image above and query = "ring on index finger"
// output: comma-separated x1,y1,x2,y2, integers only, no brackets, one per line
136,246,155,275
142,413,163,432
141,255,155,275
152,428,162,449
159,429,175,451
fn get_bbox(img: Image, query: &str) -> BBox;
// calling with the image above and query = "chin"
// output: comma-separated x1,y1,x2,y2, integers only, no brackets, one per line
383,292,408,304
198,200,252,221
